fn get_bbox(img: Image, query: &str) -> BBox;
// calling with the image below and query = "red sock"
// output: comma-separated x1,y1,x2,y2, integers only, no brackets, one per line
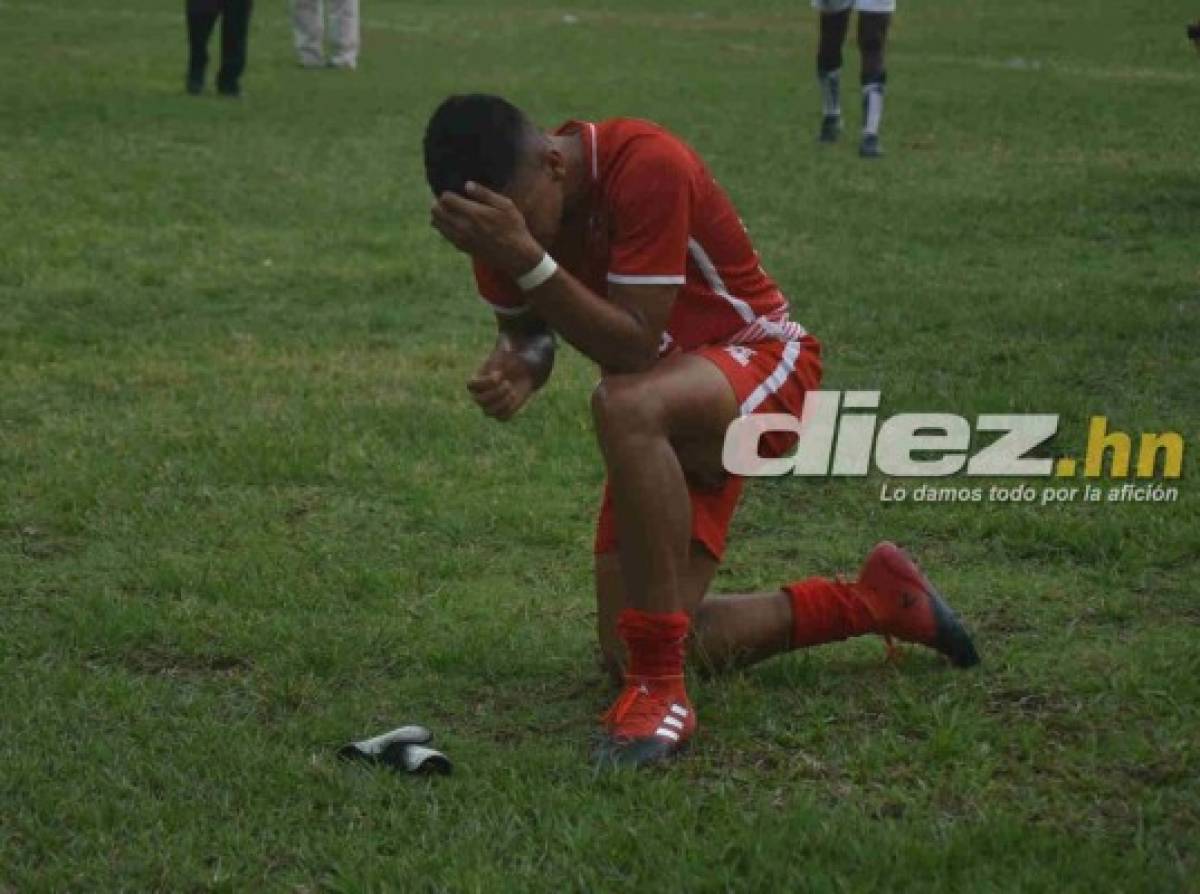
616,608,690,685
783,577,876,649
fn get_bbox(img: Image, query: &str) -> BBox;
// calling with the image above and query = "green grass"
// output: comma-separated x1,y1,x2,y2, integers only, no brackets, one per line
2,0,1199,890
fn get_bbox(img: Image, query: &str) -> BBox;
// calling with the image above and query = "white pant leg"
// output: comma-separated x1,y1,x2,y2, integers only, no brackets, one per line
327,0,360,68
292,0,326,66
812,0,895,11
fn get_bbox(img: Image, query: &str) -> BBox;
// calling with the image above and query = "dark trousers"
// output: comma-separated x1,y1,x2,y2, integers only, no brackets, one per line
186,0,254,89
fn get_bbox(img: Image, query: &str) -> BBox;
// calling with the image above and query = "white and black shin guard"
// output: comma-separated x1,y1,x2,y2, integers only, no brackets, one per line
818,68,842,120
861,77,886,137
338,725,452,775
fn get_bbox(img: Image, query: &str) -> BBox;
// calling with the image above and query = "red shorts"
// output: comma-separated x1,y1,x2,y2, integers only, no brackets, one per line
594,334,823,561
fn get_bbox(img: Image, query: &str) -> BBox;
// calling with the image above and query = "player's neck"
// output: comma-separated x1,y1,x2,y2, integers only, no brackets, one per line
549,132,589,220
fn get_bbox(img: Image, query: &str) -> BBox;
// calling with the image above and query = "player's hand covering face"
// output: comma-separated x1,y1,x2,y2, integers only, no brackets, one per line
430,182,543,277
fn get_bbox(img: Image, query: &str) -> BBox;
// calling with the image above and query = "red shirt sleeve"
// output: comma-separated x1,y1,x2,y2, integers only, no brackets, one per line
472,258,530,316
605,136,694,287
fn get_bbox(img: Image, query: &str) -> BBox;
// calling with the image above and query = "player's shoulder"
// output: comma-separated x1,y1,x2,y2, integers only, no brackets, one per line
597,118,694,159
596,116,677,142
595,118,703,186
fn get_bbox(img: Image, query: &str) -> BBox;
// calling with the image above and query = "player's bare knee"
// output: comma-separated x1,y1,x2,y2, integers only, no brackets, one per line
590,377,663,441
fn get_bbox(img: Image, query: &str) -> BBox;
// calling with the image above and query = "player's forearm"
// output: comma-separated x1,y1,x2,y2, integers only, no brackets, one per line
524,269,658,373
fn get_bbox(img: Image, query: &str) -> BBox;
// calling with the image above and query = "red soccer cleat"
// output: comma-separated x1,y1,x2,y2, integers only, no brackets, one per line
856,541,980,668
593,680,696,769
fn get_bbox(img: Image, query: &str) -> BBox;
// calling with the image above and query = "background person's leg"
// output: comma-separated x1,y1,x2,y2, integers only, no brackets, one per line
292,0,325,67
857,10,892,157
185,0,220,93
815,3,852,141
216,0,253,96
327,0,360,69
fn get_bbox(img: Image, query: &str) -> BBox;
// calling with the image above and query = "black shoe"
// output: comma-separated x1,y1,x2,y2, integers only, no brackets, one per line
592,735,688,770
859,133,883,159
185,73,204,95
818,114,842,144
216,80,241,98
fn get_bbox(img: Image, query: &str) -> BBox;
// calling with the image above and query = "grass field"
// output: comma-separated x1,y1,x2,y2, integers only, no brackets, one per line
3,0,1199,890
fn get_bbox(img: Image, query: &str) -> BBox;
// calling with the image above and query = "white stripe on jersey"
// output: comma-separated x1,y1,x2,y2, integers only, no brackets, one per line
687,237,757,324
607,273,688,285
740,339,803,415
686,238,808,345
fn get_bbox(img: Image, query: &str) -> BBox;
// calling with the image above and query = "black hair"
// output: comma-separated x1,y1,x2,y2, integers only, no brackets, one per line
423,94,533,196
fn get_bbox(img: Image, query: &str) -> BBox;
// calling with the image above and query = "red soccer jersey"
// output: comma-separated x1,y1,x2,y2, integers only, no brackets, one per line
473,118,808,353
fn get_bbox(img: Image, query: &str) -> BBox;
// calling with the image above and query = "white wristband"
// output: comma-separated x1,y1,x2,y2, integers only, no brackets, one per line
516,252,558,292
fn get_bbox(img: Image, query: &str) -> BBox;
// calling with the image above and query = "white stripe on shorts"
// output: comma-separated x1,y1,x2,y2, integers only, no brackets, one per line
739,340,803,416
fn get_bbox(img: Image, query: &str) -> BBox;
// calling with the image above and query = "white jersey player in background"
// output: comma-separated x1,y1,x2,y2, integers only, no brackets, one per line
812,0,895,158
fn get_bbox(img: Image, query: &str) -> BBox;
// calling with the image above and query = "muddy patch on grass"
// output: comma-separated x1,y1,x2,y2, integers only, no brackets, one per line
4,523,81,561
100,646,254,680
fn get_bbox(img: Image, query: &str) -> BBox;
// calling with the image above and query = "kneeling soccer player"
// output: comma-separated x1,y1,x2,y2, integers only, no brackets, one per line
423,94,978,769
812,0,894,157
